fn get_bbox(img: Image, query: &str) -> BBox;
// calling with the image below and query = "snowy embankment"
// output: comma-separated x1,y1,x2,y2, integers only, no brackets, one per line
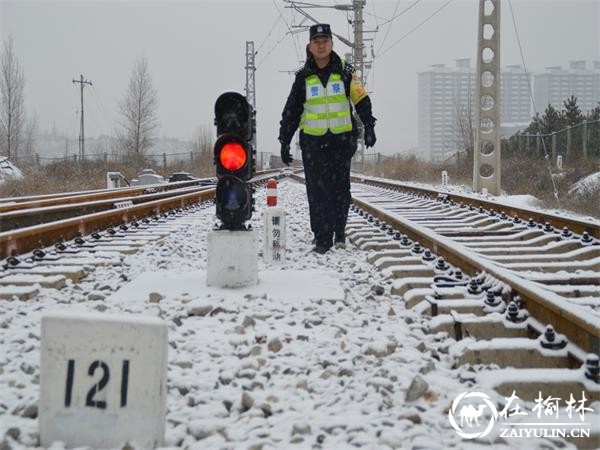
0,158,23,183
0,180,579,449
362,173,600,224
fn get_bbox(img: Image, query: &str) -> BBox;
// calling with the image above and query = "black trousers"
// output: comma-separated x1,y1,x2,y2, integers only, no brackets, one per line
300,132,356,249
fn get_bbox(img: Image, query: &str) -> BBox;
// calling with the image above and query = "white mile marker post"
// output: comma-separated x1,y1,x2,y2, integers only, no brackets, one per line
263,178,286,264
39,312,168,448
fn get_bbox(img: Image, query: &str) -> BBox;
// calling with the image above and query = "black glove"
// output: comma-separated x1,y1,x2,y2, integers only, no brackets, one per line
280,142,293,166
364,127,376,148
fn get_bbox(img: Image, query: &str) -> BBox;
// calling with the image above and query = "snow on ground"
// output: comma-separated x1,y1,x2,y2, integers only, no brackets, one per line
568,171,600,198
0,179,583,449
361,174,600,224
0,158,23,183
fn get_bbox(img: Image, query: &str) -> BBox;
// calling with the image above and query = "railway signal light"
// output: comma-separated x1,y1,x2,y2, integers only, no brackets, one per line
213,92,255,230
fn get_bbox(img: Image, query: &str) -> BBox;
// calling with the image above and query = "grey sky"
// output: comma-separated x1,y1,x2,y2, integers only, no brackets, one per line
0,0,598,156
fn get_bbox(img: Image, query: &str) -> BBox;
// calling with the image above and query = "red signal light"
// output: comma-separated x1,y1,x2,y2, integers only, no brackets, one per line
219,142,247,171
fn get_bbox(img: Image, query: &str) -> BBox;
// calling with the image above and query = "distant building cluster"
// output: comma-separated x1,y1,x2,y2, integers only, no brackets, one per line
418,60,600,162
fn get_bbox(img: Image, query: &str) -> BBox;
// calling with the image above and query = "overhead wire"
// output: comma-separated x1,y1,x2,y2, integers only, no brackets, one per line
257,32,294,69
378,0,422,26
257,0,303,69
377,0,453,59
256,13,284,55
368,0,379,93
274,0,303,62
507,0,560,205
89,85,116,137
291,7,305,64
376,0,421,55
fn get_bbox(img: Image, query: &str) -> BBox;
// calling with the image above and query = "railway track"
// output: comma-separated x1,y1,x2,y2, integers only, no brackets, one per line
0,173,598,449
0,170,279,258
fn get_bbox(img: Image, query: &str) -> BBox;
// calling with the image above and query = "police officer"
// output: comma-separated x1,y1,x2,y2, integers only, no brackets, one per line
278,23,376,254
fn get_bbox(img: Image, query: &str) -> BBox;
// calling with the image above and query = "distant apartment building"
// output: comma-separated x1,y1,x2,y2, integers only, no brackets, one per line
418,59,531,162
534,61,600,114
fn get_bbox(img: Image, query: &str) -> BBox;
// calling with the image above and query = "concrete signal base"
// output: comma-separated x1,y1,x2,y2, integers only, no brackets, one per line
207,229,258,288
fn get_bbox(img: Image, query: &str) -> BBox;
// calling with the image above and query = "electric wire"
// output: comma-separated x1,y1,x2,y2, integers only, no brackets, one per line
362,9,388,22
369,0,379,93
273,0,303,62
291,7,305,64
257,32,293,69
376,0,422,55
257,0,303,69
375,0,401,58
377,0,453,59
507,0,560,205
256,14,284,55
88,86,116,137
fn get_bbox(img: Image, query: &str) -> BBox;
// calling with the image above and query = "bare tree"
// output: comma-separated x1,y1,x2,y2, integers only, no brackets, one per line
117,56,159,158
191,125,214,176
454,95,474,165
0,35,26,160
22,112,38,158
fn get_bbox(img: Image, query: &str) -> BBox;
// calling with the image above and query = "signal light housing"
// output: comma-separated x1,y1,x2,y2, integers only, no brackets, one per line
213,92,256,230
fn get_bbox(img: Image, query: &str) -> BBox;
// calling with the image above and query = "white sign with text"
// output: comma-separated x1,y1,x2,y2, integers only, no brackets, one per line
263,207,286,264
39,312,168,448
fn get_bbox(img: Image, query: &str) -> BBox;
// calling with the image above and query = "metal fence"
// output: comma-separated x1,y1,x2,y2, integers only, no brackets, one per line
10,151,209,168
502,119,600,164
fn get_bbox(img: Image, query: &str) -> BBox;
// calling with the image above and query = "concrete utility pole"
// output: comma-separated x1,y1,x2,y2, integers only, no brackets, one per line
473,0,501,195
352,0,366,170
72,74,92,161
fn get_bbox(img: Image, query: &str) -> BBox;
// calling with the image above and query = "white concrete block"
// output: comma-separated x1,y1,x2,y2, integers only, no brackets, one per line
39,312,168,449
263,207,286,265
207,230,258,288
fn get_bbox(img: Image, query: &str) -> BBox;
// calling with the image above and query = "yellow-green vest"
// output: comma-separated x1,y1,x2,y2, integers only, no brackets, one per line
300,72,353,136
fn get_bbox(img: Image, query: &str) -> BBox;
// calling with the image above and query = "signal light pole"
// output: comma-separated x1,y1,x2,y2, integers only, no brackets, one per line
213,92,256,230
207,91,258,288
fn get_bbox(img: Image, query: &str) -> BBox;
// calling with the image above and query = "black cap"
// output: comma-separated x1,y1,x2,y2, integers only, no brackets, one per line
310,24,332,40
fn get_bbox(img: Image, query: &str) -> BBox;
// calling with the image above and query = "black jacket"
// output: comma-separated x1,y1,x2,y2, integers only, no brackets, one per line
278,51,375,147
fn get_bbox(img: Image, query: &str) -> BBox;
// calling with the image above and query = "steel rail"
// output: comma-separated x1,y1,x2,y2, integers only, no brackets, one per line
0,169,281,213
352,195,600,355
0,172,279,259
352,175,600,239
0,185,215,232
289,172,598,353
0,178,213,213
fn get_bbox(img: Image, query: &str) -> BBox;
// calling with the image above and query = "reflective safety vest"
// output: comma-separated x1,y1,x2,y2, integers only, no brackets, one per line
300,72,353,136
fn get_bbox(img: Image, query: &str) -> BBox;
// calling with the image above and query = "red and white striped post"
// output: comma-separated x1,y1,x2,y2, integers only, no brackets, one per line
263,178,286,264
266,178,278,207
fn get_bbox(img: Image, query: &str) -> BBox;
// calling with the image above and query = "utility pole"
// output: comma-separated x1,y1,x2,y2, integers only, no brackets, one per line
473,0,501,195
352,0,366,170
72,74,92,161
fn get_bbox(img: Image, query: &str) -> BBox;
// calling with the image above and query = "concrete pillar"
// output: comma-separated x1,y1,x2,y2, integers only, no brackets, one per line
566,127,571,157
473,0,501,195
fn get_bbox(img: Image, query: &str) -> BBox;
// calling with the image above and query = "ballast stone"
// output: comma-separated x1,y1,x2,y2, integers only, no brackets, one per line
39,312,168,449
